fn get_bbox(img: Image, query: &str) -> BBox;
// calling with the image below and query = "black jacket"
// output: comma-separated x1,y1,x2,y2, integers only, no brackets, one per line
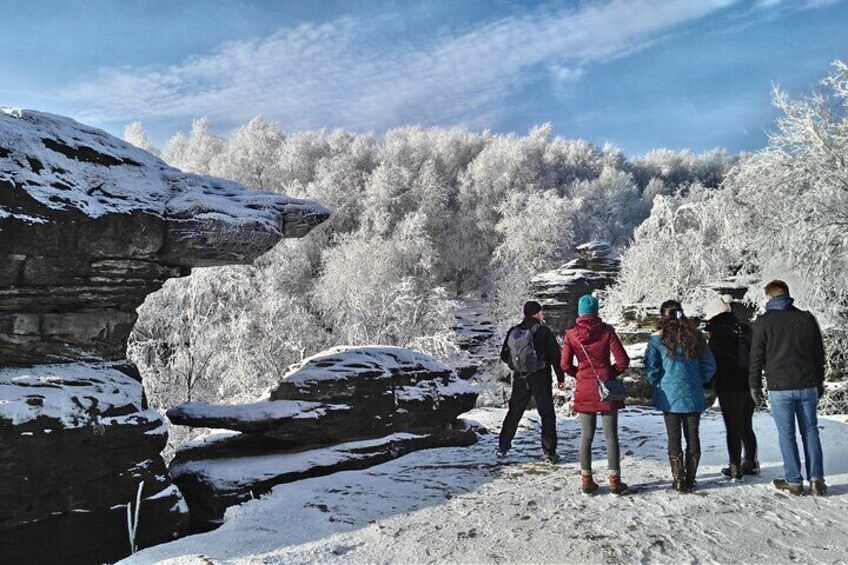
749,305,825,391
706,312,751,394
501,317,565,382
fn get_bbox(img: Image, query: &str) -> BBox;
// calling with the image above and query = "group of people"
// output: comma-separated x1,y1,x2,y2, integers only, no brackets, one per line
497,280,828,497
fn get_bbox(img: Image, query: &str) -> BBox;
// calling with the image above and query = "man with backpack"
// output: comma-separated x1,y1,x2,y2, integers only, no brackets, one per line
749,280,827,496
498,300,565,463
704,294,758,481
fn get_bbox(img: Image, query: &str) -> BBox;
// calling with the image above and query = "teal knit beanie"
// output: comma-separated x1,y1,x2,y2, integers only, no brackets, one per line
577,294,599,316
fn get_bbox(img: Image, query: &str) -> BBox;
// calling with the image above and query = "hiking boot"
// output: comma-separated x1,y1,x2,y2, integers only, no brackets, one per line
810,479,828,496
544,452,561,464
609,474,629,496
720,464,743,481
669,454,686,493
741,460,760,476
581,473,599,495
773,479,803,496
684,452,701,493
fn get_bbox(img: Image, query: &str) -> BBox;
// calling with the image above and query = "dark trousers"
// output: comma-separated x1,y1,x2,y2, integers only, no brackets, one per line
718,391,758,466
499,371,557,455
663,412,701,457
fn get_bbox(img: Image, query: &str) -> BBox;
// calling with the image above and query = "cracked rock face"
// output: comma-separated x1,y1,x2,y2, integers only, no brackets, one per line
0,109,329,565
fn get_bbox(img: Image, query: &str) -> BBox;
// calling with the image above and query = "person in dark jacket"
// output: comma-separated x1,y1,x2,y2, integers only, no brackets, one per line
749,280,827,496
498,300,565,463
704,294,759,480
644,300,716,493
561,294,630,495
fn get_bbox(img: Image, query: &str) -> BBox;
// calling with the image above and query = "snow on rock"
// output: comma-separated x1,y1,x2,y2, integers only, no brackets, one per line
0,364,188,565
0,108,329,242
266,346,478,442
0,362,141,428
168,346,478,444
163,346,481,532
122,408,848,565
280,345,452,383
575,239,613,259
167,400,351,435
168,421,482,531
0,108,329,366
530,241,620,337
0,109,331,564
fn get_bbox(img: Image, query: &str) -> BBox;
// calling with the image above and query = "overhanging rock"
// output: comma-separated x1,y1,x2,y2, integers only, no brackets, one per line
0,108,329,565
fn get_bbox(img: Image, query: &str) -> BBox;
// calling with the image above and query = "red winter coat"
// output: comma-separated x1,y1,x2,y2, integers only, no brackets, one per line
561,315,630,413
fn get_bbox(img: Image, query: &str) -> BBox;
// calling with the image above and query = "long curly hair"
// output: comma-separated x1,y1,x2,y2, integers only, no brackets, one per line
658,300,705,360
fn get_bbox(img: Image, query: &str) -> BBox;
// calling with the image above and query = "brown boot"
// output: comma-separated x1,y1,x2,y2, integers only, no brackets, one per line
684,451,700,493
609,474,628,496
811,480,828,496
669,454,685,493
581,473,599,495
773,479,804,496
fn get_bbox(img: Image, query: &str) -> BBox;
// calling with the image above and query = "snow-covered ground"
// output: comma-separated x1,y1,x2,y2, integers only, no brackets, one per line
122,406,848,564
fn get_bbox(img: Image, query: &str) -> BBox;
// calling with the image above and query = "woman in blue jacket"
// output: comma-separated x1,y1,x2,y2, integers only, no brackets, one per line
645,300,717,493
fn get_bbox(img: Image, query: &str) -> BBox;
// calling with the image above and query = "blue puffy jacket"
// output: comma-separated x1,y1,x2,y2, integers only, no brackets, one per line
644,334,716,413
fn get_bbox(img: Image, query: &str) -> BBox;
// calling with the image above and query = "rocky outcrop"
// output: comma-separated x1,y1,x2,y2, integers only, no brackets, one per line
0,363,188,565
0,108,329,564
169,421,483,532
0,108,328,366
531,241,619,336
165,346,481,531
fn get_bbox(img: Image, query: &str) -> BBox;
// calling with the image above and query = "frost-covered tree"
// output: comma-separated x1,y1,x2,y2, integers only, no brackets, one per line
163,117,224,175
569,166,646,247
215,117,285,191
605,185,736,316
123,121,161,157
608,61,848,411
628,148,733,191
128,112,735,426
313,217,458,358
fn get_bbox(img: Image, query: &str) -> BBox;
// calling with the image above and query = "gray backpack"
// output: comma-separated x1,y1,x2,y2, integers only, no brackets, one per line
508,324,547,373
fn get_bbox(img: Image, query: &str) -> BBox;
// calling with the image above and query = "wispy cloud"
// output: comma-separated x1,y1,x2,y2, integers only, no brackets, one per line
64,0,738,132
753,0,786,9
753,0,845,11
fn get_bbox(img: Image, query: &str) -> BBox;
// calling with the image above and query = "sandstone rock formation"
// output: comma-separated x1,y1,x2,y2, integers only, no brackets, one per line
530,241,619,336
0,108,329,564
165,346,481,531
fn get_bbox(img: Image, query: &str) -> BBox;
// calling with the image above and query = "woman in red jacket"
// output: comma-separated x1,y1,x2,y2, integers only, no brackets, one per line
561,294,630,495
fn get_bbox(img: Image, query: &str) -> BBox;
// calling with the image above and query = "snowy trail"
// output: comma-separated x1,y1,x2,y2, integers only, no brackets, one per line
123,408,848,564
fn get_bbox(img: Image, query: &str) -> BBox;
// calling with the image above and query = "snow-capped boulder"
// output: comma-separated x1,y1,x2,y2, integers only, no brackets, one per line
168,420,483,532
164,346,481,531
530,241,620,336
169,346,479,444
0,363,189,564
0,109,329,564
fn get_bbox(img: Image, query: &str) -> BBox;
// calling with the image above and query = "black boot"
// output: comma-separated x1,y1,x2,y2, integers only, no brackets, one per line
684,451,701,492
741,459,760,476
669,454,685,493
720,464,743,481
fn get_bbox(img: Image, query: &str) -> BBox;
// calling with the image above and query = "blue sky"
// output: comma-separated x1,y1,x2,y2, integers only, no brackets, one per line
1,0,846,155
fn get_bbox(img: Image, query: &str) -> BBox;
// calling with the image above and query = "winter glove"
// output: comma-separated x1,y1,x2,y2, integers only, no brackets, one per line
817,383,824,400
750,388,766,408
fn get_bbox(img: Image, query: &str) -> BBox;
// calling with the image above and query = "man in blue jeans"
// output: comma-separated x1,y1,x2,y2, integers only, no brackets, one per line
749,280,827,496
